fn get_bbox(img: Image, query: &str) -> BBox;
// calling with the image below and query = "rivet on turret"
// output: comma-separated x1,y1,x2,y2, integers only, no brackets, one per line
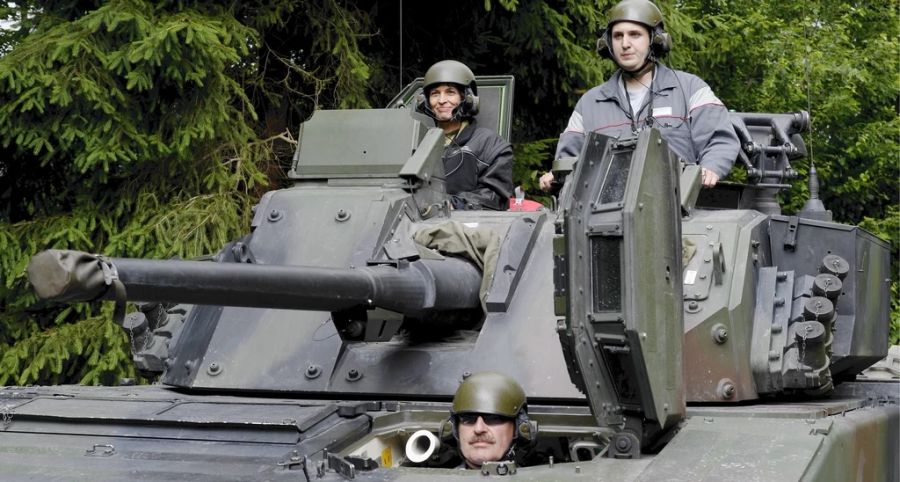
305,364,322,379
686,301,701,313
346,369,362,382
335,209,351,222
711,324,728,344
717,378,736,400
719,380,736,400
267,209,283,222
206,362,222,376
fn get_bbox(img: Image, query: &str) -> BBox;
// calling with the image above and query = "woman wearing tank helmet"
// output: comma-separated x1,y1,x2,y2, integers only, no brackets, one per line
417,60,514,211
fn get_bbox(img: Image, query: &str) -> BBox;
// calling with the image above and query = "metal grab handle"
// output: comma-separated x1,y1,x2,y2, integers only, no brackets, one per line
712,242,725,286
85,444,116,456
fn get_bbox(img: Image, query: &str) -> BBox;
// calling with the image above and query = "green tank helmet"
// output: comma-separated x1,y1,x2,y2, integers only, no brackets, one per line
441,371,537,449
451,371,526,417
608,0,664,29
415,60,480,119
423,60,475,93
597,0,671,60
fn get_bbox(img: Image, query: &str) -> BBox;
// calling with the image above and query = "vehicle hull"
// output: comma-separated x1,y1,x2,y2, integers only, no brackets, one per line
2,382,896,481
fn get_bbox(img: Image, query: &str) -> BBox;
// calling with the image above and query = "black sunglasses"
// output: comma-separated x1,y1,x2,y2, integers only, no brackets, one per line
457,413,513,426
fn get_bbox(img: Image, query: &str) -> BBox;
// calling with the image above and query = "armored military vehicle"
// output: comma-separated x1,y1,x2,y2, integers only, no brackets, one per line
2,76,897,481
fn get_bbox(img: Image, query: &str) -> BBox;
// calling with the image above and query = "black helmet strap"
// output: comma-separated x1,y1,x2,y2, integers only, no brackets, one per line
622,66,656,134
621,55,656,79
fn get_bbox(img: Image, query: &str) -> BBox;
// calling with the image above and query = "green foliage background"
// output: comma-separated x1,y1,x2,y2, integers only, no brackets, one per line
0,0,897,385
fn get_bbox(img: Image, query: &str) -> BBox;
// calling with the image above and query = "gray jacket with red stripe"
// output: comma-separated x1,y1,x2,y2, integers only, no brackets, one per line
555,63,739,179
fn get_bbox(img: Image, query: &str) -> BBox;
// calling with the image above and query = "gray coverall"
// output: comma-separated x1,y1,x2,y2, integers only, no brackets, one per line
555,63,739,179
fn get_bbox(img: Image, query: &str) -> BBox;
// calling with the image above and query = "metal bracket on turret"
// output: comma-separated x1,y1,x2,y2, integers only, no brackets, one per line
399,128,444,184
480,460,518,476
326,452,378,479
97,255,127,325
783,215,799,250
230,241,257,264
609,431,641,459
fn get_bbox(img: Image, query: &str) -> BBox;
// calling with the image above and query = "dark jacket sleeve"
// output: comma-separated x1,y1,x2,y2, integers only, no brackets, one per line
454,129,514,211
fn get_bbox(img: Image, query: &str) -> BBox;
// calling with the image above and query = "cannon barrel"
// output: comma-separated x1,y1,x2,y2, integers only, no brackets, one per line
27,249,482,317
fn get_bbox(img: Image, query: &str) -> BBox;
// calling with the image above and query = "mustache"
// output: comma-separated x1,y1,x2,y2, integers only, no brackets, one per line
466,434,496,444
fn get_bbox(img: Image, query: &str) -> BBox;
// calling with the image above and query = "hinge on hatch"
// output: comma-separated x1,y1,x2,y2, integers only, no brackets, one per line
326,453,379,480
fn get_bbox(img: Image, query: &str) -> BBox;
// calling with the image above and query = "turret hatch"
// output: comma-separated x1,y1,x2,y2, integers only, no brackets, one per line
554,129,686,458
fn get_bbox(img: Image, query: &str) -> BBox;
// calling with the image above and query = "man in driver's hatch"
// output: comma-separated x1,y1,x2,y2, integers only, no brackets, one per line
445,371,535,469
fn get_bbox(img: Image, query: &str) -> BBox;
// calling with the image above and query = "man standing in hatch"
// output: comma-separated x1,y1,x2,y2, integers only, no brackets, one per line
540,0,739,191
